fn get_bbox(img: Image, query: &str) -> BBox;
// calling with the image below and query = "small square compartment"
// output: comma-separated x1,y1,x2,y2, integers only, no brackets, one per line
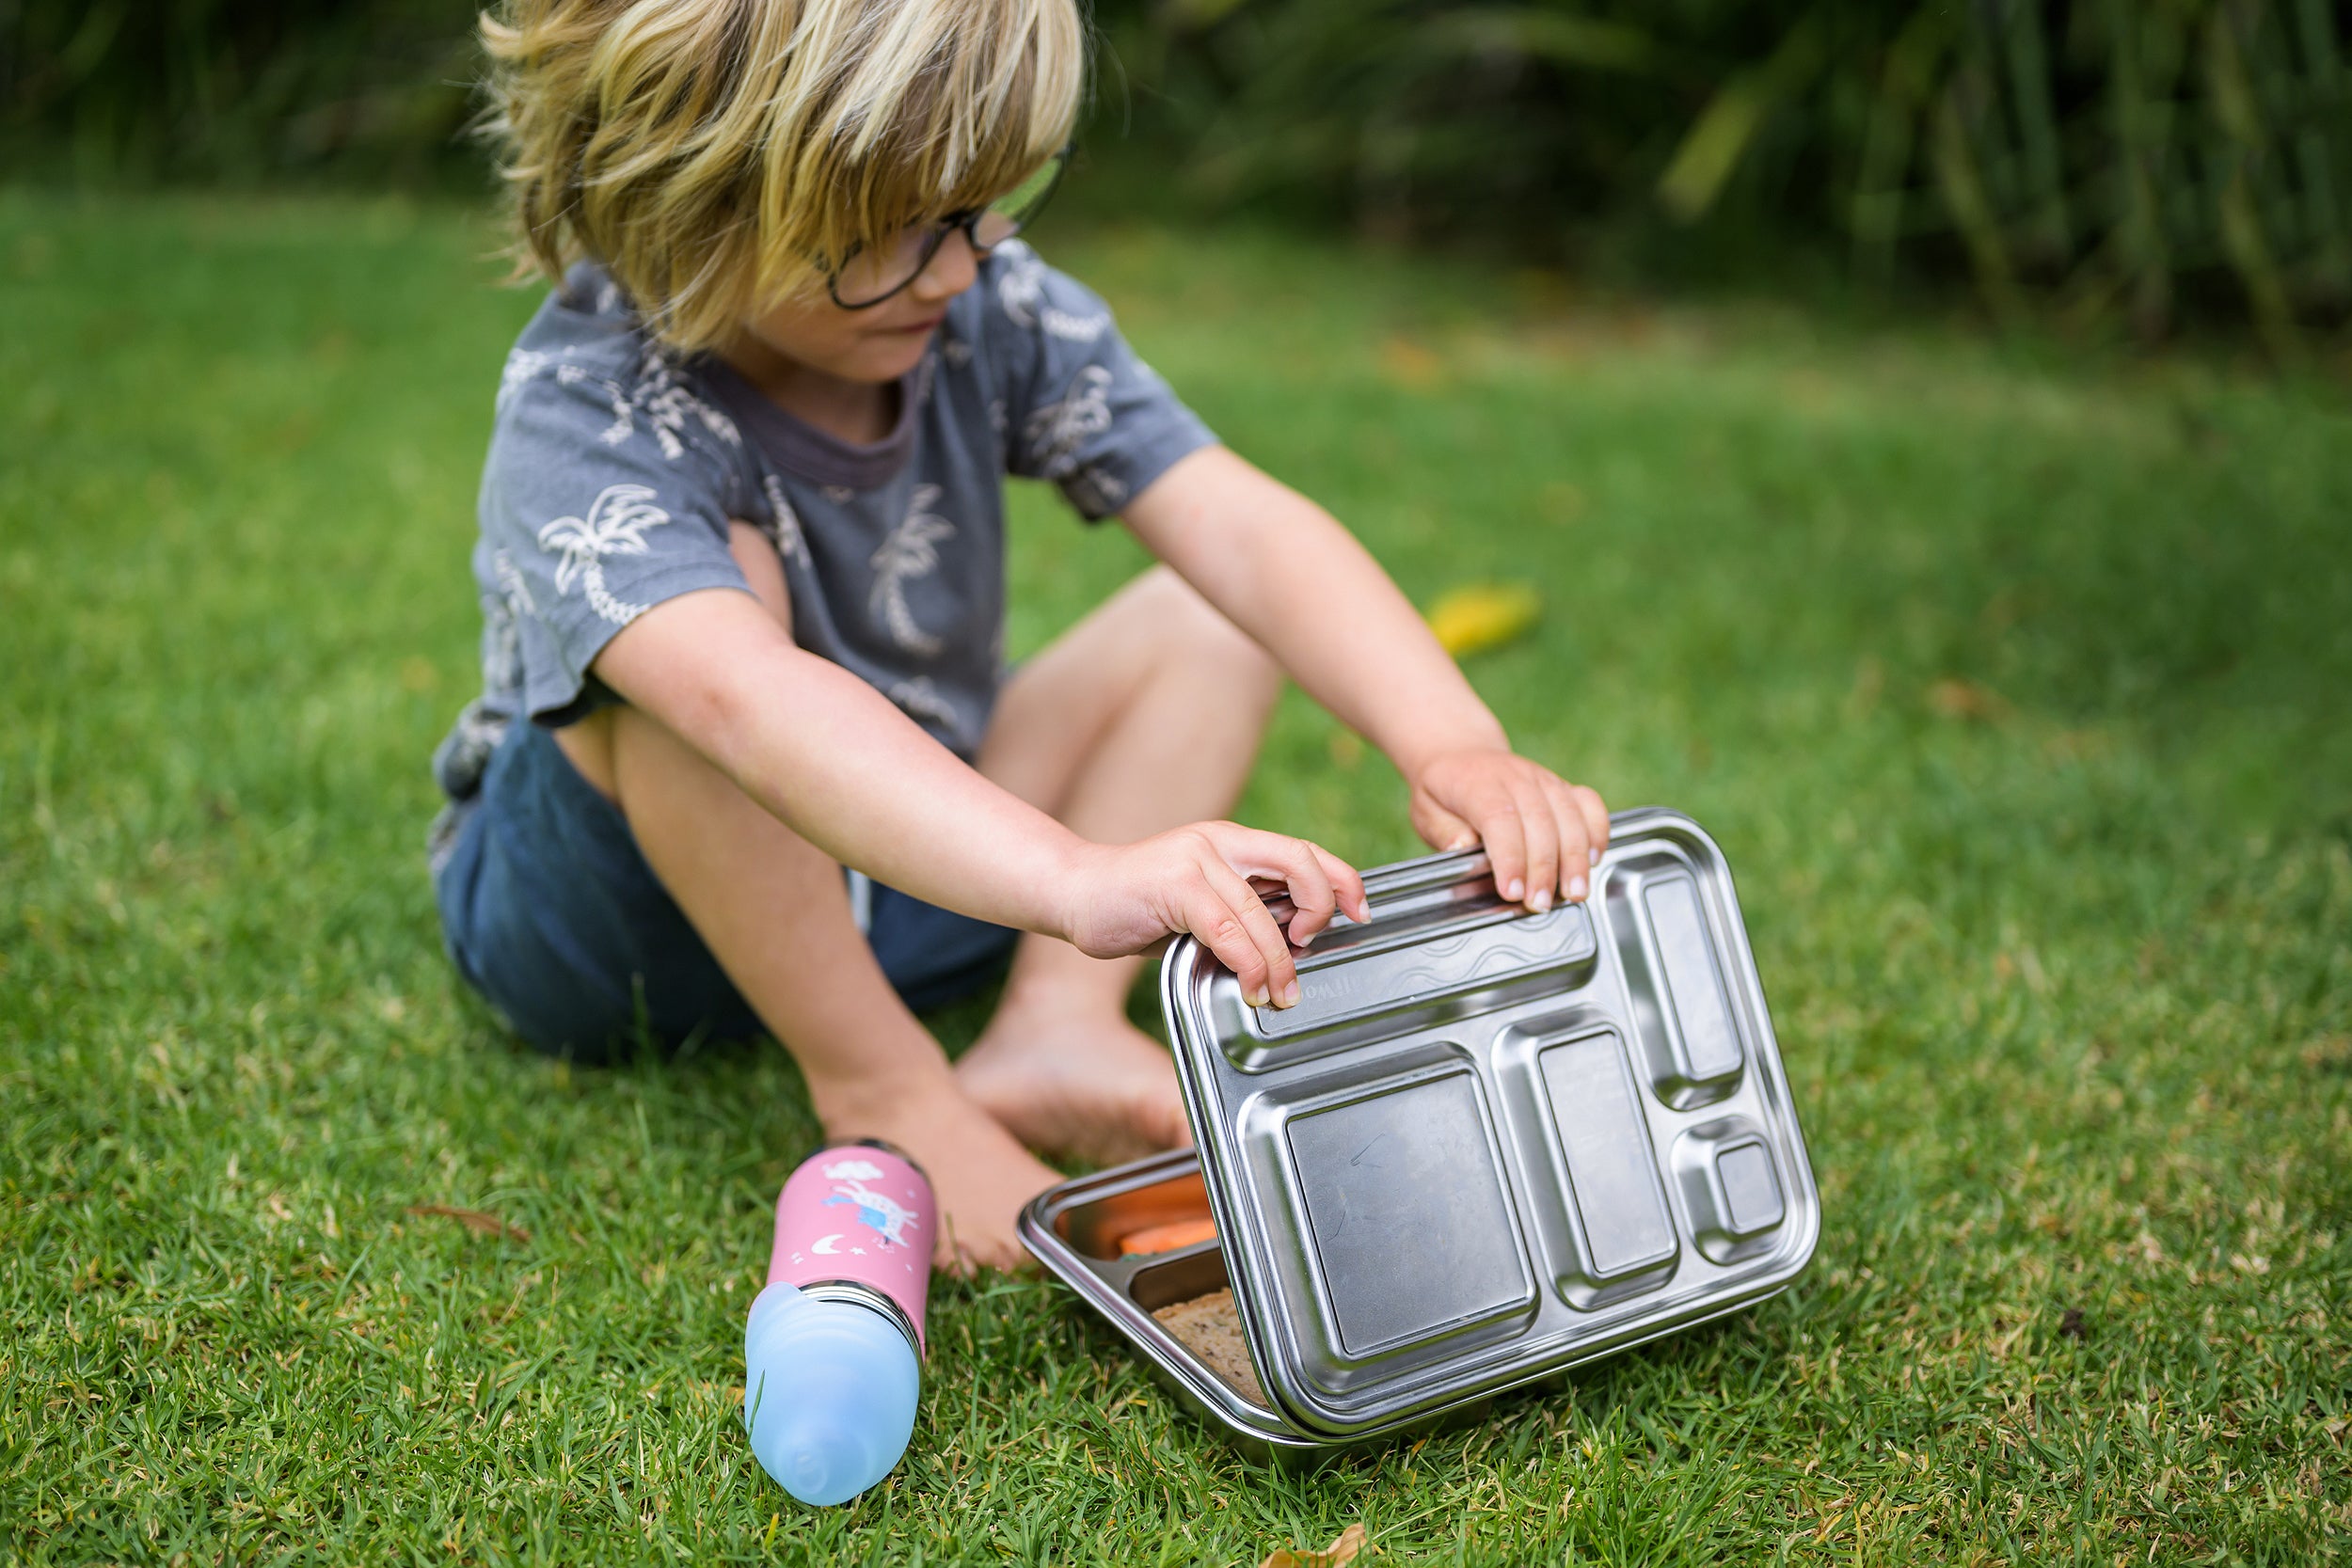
1671,1118,1790,1264
1713,1141,1785,1238
1284,1068,1532,1357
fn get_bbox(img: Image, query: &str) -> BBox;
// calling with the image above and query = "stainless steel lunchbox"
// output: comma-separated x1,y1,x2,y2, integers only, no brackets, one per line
1019,809,1820,1457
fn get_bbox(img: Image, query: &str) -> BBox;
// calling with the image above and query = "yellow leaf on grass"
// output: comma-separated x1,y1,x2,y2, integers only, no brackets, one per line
1378,337,1444,389
1426,582,1542,658
1260,1521,1368,1568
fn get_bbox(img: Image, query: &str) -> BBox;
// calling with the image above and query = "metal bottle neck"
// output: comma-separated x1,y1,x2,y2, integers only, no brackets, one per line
796,1278,923,1358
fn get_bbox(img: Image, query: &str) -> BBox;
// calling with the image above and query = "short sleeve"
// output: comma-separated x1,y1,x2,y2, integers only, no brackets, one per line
479,342,755,725
987,241,1218,520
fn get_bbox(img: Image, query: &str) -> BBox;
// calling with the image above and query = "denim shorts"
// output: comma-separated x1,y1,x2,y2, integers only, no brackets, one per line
433,720,1020,1063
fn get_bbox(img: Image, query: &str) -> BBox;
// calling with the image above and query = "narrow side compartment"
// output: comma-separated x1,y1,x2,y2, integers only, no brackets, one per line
1607,859,1747,1110
1495,1015,1680,1309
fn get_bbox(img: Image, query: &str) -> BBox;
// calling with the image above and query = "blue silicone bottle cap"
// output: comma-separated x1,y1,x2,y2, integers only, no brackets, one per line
742,1282,920,1507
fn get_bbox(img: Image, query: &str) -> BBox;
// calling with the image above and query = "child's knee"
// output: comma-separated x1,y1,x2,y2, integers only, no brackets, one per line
728,520,794,634
1140,565,1280,700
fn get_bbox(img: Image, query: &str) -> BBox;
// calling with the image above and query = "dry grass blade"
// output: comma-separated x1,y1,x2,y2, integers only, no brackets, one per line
405,1204,531,1243
1927,677,2012,725
1260,1521,1368,1568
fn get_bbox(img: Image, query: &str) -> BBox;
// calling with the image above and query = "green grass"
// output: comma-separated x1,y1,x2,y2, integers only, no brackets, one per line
2,190,2348,1565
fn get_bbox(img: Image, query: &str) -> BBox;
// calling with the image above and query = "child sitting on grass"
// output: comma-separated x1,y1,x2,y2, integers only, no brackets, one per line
430,0,1611,1271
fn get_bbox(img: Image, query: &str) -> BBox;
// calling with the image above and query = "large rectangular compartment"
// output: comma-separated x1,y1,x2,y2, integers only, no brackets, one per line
1019,808,1819,1454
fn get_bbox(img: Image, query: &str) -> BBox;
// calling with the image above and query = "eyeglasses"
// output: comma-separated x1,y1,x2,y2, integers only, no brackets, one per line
827,147,1071,309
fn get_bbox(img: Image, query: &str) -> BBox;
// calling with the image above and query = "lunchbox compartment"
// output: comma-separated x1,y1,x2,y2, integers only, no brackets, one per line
1672,1117,1793,1264
1050,1165,1216,1260
1281,1067,1535,1359
1534,1025,1682,1304
1021,1156,1288,1424
1128,1248,1270,1406
1227,899,1600,1071
1489,1013,1683,1310
1128,1241,1229,1308
1608,861,1748,1109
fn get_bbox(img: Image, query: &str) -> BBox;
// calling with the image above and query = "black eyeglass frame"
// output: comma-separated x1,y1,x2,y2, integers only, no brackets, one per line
825,145,1072,311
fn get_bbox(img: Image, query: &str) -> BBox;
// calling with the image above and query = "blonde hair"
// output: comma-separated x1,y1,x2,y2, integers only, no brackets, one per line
481,0,1085,353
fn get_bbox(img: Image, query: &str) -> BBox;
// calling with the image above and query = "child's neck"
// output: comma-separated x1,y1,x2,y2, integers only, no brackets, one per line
721,338,899,446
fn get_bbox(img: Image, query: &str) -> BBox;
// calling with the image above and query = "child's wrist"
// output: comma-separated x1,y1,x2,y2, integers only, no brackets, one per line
1389,721,1512,788
1041,834,1106,946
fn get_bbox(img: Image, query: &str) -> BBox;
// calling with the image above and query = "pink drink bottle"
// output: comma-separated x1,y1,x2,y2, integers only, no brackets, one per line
742,1140,934,1506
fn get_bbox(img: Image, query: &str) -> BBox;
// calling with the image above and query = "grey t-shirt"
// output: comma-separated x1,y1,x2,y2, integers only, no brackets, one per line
431,242,1217,837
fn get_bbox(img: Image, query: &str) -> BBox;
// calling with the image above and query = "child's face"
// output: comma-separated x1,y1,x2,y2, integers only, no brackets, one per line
739,230,981,384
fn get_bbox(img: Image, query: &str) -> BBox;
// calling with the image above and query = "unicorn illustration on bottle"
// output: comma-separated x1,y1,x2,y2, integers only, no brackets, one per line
823,1177,920,1250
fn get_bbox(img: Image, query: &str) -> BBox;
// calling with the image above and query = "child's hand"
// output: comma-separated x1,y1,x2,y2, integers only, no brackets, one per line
1406,749,1610,911
1060,824,1369,1009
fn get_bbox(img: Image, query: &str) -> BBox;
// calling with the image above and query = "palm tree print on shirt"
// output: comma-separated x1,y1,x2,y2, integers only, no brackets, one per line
760,474,810,569
552,354,739,460
1022,365,1114,482
537,483,674,626
993,240,1109,341
868,484,955,657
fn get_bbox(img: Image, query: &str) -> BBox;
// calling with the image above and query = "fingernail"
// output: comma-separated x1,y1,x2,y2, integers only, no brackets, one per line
1589,847,1600,868
1569,875,1588,900
1450,836,1476,852
1281,980,1300,1007
1505,879,1524,901
1531,887,1552,912
1246,985,1269,1008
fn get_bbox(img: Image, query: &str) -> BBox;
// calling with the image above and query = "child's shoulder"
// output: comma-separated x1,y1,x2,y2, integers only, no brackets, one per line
493,262,663,409
486,262,745,477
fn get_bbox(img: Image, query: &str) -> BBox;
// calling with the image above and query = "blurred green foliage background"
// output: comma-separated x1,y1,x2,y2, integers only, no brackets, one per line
6,0,2349,345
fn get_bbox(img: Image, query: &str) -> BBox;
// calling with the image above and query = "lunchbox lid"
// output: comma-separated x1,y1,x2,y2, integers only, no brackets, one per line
1156,809,1820,1440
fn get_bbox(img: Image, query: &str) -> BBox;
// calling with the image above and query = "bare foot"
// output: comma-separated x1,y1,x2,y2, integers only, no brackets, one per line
814,1072,1063,1275
955,1002,1194,1168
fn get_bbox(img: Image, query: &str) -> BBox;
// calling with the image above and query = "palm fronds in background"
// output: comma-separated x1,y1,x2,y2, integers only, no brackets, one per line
1104,0,2352,341
0,0,478,186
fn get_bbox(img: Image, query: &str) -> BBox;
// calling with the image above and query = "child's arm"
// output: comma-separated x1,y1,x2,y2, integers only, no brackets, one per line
1120,445,1611,911
587,586,1366,1009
